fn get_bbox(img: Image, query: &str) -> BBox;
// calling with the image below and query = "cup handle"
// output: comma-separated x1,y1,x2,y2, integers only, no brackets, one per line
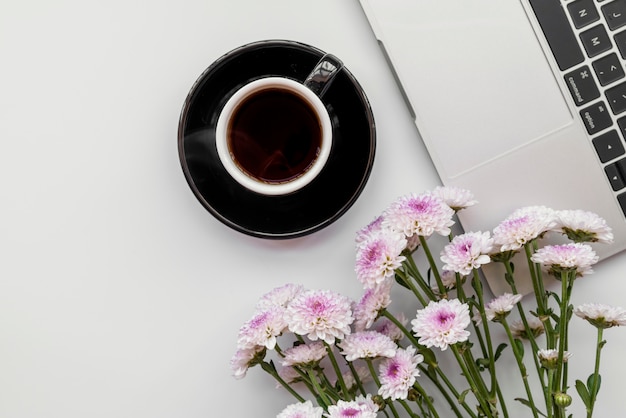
303,54,343,97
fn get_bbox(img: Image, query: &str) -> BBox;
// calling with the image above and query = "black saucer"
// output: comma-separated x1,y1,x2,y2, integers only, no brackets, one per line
177,40,376,239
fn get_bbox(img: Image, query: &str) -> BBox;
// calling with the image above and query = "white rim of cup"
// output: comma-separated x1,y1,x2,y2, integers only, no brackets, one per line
215,77,333,196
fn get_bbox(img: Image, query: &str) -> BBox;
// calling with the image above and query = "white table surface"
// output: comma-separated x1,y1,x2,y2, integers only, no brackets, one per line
2,1,625,417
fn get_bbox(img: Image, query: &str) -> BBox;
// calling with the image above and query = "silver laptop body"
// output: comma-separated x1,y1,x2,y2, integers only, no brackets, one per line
358,0,626,294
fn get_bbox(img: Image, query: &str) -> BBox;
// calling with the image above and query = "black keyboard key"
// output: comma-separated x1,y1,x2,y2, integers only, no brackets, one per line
617,115,626,136
568,0,601,28
606,81,626,113
592,53,626,85
602,0,626,30
605,162,626,190
580,25,613,57
614,30,626,58
580,101,614,134
564,66,601,105
593,129,625,161
618,190,626,214
529,0,585,70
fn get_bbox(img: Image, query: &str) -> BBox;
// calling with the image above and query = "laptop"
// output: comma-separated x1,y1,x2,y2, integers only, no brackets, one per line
357,0,626,295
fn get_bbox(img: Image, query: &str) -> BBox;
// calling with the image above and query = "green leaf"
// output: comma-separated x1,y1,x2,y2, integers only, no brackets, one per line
494,343,508,362
576,379,591,408
514,398,547,417
419,347,438,367
394,274,410,290
513,339,525,357
587,374,602,398
459,388,471,403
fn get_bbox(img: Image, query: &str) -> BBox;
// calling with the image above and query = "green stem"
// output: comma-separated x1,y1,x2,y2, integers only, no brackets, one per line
308,368,332,408
546,369,555,418
395,268,429,307
471,269,498,399
262,361,306,403
324,342,351,400
524,243,556,350
503,260,549,409
587,328,605,417
419,236,445,295
554,271,571,398
414,383,440,418
451,345,493,418
502,318,539,418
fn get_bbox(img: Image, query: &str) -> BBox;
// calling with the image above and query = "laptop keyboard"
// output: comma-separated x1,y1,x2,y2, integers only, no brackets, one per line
529,0,626,215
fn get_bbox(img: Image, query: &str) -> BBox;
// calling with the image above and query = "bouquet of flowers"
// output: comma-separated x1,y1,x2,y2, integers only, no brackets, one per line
230,187,626,418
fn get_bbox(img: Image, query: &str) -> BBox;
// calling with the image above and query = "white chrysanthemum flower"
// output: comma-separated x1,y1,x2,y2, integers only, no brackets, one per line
510,317,545,339
281,342,328,367
538,348,572,369
440,231,493,275
383,192,455,238
554,209,614,244
483,293,523,322
411,299,471,350
325,397,379,418
277,400,324,418
355,231,407,289
431,186,478,212
338,330,397,361
374,313,407,342
353,279,393,331
256,283,305,310
574,303,626,329
237,306,288,350
530,243,598,277
492,206,558,252
285,289,354,344
378,346,423,400
230,346,265,379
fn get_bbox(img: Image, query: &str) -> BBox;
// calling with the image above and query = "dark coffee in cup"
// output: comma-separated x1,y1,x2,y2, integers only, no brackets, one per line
216,55,342,196
227,87,323,184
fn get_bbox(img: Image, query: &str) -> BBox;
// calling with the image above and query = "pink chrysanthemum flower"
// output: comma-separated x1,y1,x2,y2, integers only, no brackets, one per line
440,231,493,276
355,232,407,289
378,346,423,400
281,342,328,367
554,209,614,244
411,299,471,350
483,292,523,322
230,346,265,379
338,330,397,361
237,306,288,350
530,243,598,277
510,317,545,339
431,186,477,212
574,303,626,329
256,283,305,310
383,192,455,238
355,215,385,247
277,400,324,418
285,289,354,344
325,397,378,418
353,279,393,331
492,206,558,253
374,313,407,342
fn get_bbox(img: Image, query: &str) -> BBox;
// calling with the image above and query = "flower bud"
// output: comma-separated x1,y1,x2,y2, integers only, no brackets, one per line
554,392,572,408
